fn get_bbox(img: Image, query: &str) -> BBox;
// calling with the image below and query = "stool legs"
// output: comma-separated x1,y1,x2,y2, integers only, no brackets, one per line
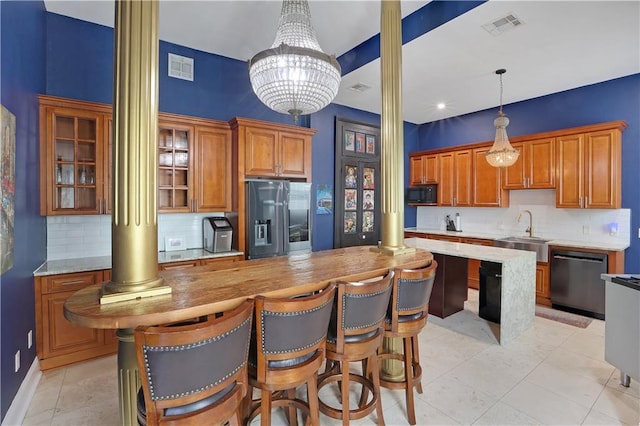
403,336,416,425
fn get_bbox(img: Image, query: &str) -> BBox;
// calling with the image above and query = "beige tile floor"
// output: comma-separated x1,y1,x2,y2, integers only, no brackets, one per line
22,290,640,425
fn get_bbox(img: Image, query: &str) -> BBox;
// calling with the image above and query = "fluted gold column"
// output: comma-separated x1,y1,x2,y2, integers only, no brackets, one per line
102,0,169,301
101,2,168,424
376,0,414,257
378,0,414,381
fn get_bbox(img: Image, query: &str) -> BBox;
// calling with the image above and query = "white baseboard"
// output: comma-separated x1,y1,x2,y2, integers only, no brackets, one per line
2,357,41,426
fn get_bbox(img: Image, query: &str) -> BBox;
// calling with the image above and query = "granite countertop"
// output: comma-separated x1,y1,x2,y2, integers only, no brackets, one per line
33,249,244,276
405,227,629,252
405,237,537,263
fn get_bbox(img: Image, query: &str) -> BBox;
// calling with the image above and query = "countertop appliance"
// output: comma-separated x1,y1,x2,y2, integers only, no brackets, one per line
203,217,233,253
246,180,312,259
604,275,640,386
550,249,607,319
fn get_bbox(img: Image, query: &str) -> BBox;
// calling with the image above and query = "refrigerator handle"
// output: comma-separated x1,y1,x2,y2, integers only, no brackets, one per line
283,197,290,253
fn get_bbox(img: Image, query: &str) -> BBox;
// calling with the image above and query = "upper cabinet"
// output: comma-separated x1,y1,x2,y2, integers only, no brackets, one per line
556,125,624,209
157,120,194,213
236,119,314,180
40,96,234,215
438,149,472,207
409,153,438,186
502,137,555,190
472,147,509,207
193,124,233,212
408,120,626,210
40,96,111,215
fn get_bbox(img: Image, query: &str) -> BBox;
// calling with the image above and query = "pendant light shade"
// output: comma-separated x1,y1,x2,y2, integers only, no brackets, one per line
248,0,341,123
486,69,519,167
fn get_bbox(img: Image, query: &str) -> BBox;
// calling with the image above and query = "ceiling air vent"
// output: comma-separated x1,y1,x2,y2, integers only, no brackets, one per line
482,13,524,36
349,83,371,93
168,53,194,81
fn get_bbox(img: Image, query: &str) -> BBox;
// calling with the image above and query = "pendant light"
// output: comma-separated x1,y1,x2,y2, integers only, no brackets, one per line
248,0,342,123
485,69,519,167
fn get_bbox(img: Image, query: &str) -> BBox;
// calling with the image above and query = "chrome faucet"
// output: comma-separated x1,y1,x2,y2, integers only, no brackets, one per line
518,210,533,238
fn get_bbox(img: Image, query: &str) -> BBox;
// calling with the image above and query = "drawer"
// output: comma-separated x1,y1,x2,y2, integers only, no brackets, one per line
42,271,104,294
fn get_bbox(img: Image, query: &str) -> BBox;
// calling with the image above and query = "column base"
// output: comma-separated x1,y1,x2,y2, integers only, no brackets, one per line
100,284,171,305
370,245,416,256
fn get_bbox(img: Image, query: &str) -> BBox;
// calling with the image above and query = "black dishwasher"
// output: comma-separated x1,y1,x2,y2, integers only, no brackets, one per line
479,261,502,324
550,249,608,319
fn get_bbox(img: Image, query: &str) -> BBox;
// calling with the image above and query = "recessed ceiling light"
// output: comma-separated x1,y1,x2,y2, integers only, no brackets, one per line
437,103,446,110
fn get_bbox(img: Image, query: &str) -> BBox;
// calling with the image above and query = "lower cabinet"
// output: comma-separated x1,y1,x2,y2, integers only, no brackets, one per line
36,255,243,370
536,263,550,306
35,271,116,370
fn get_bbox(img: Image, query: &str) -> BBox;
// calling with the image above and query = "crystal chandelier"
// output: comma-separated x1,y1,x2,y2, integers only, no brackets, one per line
486,69,520,167
248,0,342,123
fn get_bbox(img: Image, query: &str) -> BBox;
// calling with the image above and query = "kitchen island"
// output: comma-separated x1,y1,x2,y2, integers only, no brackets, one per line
405,237,537,346
63,246,433,425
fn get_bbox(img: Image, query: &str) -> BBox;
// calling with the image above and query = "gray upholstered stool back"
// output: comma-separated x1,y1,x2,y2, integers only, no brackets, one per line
135,299,254,425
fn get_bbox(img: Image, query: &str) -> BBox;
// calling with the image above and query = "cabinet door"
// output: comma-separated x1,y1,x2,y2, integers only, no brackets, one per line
423,154,438,184
528,137,555,189
472,147,507,207
158,122,193,212
535,263,549,298
194,126,232,212
245,127,279,176
279,131,311,178
438,152,454,206
41,292,103,358
42,107,104,215
409,155,425,186
556,134,584,208
102,115,113,214
502,141,526,189
584,129,621,209
454,150,473,207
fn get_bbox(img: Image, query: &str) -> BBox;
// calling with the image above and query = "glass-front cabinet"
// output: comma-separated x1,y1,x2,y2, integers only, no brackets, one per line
158,123,193,212
40,96,110,216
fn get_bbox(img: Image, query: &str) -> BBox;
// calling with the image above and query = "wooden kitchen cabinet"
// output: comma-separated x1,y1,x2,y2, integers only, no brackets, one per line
35,270,116,370
157,120,194,212
503,137,555,190
236,119,314,180
556,124,624,209
409,153,438,186
536,263,550,305
193,125,233,212
39,96,112,216
472,147,509,207
438,149,472,207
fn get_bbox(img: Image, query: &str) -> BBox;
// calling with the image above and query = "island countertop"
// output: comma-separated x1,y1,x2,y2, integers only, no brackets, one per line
63,246,434,330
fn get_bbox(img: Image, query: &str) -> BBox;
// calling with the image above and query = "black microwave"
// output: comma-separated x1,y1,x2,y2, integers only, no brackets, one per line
406,185,437,204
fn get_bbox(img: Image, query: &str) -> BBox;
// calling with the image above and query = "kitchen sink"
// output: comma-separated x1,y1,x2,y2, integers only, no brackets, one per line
493,236,550,262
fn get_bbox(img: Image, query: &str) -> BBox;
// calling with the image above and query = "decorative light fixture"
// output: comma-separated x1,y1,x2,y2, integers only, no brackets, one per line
248,0,342,123
485,68,520,167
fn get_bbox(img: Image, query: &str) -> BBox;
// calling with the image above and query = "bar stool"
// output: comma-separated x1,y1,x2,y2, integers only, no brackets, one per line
245,282,336,426
134,299,254,426
317,270,394,426
378,260,437,425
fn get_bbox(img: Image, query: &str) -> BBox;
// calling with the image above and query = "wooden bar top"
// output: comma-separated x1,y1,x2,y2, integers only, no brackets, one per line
64,246,433,330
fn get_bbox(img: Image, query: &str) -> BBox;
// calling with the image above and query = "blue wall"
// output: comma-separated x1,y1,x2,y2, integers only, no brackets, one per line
415,74,640,272
46,13,420,252
0,0,47,421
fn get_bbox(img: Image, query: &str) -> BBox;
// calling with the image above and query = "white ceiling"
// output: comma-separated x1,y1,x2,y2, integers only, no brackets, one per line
44,0,640,125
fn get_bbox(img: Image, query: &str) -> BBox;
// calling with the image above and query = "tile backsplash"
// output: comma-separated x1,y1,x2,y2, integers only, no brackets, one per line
416,189,630,246
46,213,225,260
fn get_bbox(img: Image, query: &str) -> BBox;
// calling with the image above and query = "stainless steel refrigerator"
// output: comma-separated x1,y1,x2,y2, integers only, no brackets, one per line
246,180,313,259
